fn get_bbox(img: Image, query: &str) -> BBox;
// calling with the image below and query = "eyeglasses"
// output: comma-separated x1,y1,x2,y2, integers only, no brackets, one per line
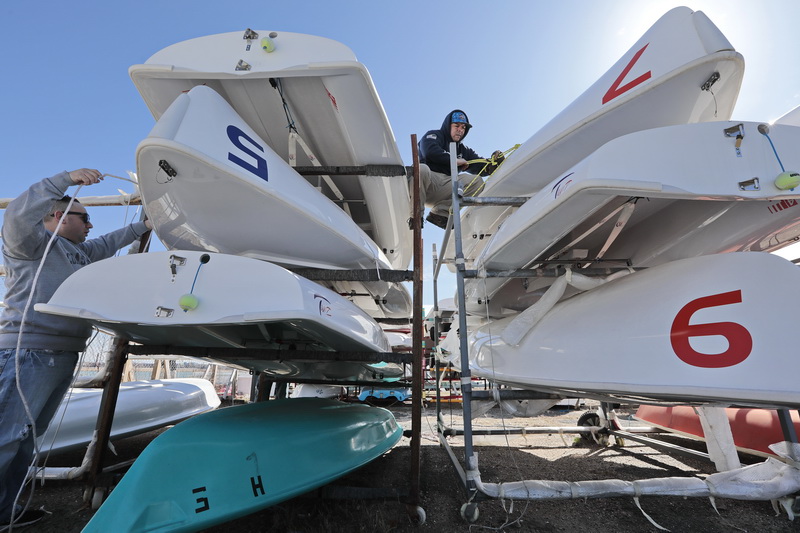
66,211,91,224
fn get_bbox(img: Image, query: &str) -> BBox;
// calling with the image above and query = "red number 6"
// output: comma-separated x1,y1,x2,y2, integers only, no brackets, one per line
670,290,752,368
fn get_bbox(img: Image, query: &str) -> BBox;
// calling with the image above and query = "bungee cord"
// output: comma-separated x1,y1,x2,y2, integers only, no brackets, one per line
445,144,521,221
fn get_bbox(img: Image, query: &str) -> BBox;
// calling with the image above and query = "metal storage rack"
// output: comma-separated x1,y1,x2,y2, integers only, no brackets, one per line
75,135,428,523
430,142,800,523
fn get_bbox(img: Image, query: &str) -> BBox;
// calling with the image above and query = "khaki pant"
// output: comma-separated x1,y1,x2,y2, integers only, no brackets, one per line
416,164,485,216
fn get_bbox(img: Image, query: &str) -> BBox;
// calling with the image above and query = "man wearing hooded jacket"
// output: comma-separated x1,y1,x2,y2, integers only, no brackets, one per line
0,169,152,530
417,109,503,229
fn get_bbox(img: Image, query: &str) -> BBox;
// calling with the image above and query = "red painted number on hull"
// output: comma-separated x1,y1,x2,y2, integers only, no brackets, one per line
670,290,752,368
602,44,652,104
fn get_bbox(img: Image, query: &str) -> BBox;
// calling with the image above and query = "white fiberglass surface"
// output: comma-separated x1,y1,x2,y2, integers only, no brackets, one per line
468,253,800,407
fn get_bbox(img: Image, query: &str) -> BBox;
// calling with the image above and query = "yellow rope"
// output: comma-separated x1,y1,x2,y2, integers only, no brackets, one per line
462,175,484,197
464,143,521,178
446,144,522,216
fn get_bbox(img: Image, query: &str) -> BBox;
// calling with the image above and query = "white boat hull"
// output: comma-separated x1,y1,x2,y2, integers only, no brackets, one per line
452,6,744,271
468,253,800,408
466,121,800,316
138,85,387,271
130,30,410,270
38,379,220,455
35,251,403,382
137,85,410,319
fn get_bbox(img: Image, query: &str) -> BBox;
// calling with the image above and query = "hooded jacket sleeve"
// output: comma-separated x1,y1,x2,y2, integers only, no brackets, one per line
1,171,74,260
462,145,486,175
79,221,150,262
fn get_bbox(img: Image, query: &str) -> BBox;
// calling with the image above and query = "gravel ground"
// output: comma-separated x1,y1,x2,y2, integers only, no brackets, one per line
17,400,800,532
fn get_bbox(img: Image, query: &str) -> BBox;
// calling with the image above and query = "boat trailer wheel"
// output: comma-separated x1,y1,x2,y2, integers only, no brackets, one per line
406,505,427,525
90,487,107,510
577,411,609,446
460,502,479,523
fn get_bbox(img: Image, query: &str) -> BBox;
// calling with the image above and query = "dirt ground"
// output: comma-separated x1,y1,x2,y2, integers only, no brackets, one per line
18,400,800,532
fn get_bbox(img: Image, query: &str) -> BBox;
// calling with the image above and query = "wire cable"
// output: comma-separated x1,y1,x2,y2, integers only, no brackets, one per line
10,186,83,528
760,128,786,172
8,171,140,528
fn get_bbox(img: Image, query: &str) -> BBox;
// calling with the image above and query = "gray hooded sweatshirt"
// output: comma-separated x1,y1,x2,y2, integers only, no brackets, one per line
0,171,149,351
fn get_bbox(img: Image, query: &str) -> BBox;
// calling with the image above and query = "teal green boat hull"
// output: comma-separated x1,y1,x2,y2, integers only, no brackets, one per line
83,398,402,532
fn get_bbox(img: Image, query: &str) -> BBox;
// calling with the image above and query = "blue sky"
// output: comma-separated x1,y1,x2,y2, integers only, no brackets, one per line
2,0,799,308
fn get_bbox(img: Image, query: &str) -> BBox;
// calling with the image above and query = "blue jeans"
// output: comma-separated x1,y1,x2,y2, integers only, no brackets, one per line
0,348,78,521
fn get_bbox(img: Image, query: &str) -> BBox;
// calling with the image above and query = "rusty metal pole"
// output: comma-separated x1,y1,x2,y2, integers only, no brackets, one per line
84,218,151,504
84,336,129,502
408,134,424,519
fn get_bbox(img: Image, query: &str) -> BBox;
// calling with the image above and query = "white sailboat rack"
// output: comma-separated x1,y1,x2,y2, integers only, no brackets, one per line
430,143,800,524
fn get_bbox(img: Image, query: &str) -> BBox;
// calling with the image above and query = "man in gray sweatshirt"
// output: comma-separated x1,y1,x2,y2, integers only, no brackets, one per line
0,168,152,529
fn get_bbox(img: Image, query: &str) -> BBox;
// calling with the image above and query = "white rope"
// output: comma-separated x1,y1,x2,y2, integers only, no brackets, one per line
632,482,671,531
10,186,83,527
774,497,796,520
470,281,533,530
101,173,137,184
8,171,139,527
557,428,569,447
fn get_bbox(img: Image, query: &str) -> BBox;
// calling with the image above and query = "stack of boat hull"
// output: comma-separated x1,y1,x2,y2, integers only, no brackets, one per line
136,84,410,319
446,9,800,413
36,28,415,533
451,6,745,273
465,120,800,316
130,30,410,271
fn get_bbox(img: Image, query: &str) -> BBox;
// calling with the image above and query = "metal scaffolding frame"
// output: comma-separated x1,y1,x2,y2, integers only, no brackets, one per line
73,136,428,522
430,142,800,523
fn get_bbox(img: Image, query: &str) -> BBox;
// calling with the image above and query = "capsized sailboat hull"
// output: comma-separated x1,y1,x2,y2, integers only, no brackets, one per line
82,398,402,532
130,30,410,270
484,7,742,198
137,84,387,272
467,252,800,408
35,251,403,383
136,85,410,319
38,379,220,455
453,6,744,270
636,404,800,459
465,121,800,316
